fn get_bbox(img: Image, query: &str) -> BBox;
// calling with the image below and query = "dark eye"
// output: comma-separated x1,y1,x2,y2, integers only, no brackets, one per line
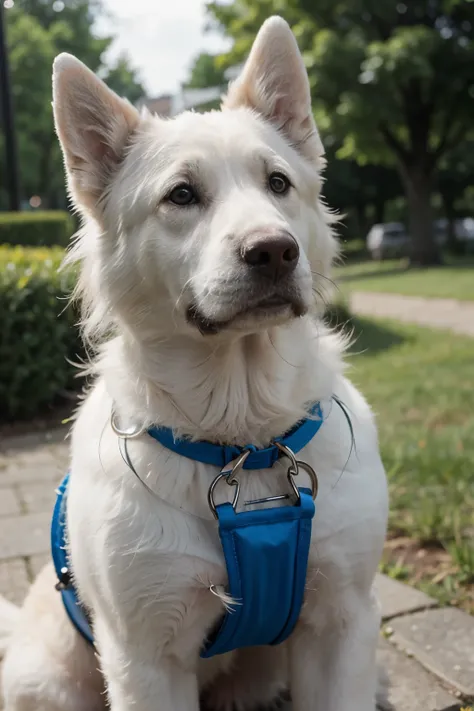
269,172,291,195
168,184,198,206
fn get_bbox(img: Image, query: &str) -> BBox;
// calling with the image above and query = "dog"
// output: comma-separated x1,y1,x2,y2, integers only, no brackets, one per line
0,16,388,711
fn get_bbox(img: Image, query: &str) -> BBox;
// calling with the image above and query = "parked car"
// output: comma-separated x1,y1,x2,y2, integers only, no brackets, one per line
456,217,474,242
366,222,410,260
433,218,448,246
433,217,474,249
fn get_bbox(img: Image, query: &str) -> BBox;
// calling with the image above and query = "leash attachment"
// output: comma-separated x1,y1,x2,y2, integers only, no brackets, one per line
208,442,318,519
202,443,317,658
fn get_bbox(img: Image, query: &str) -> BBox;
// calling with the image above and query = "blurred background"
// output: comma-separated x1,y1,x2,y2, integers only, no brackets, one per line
0,1,473,617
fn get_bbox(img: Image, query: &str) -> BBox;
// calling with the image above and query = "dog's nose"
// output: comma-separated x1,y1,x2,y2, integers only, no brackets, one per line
241,231,299,281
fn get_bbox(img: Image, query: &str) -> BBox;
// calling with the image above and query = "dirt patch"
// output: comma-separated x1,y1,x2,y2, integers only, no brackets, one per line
382,536,474,615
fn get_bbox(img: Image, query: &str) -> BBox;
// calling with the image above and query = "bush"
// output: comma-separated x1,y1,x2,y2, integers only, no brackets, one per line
338,238,368,262
0,245,351,421
0,246,83,419
0,211,74,247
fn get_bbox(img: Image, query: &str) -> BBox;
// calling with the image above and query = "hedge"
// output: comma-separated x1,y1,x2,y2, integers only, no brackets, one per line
0,245,83,419
0,211,74,247
0,244,353,420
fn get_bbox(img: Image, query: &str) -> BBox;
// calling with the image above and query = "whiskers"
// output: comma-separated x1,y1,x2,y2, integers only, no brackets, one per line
311,269,339,300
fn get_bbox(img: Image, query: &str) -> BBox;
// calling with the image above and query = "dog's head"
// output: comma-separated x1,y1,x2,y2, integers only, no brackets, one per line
53,17,337,341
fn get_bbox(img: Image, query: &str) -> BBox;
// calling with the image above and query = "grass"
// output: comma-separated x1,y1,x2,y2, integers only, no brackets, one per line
346,315,474,612
334,255,474,301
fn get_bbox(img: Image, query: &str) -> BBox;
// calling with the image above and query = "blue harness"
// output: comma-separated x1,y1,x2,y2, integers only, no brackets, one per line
51,403,323,657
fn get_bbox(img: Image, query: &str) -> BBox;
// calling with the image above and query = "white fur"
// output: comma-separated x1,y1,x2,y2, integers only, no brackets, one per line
1,16,388,711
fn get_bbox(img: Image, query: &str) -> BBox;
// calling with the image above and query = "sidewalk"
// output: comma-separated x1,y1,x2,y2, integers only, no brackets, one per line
1,428,473,710
351,292,474,336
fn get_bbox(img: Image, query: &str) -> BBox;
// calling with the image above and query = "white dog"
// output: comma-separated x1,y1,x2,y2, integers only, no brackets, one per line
0,16,388,711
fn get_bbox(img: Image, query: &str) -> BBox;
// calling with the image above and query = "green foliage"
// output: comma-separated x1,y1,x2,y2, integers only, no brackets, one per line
185,52,227,89
205,0,474,263
2,0,143,210
0,246,82,419
103,54,145,104
0,211,74,247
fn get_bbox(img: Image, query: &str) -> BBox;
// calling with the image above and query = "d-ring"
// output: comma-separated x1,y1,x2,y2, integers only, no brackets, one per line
275,442,318,501
295,460,319,500
111,410,147,439
208,450,250,519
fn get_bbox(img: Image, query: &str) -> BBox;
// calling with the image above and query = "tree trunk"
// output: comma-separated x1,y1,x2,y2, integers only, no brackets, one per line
355,202,368,237
38,132,54,208
441,191,463,255
400,164,441,266
374,197,386,225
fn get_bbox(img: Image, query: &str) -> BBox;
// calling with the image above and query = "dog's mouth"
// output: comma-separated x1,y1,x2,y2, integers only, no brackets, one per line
186,294,307,336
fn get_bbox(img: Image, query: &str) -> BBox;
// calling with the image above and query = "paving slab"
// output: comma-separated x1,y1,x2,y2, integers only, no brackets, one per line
18,481,57,514
0,512,50,560
351,292,474,337
377,638,459,711
376,573,437,620
390,607,474,698
0,487,21,517
0,427,68,455
28,553,51,579
0,558,30,605
0,458,65,487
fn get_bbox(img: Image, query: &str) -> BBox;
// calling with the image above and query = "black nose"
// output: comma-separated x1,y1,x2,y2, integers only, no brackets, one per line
241,231,299,282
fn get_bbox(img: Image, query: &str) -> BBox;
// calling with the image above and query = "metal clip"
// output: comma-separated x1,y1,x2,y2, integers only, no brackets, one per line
55,566,71,591
111,410,147,439
208,450,250,519
207,443,318,519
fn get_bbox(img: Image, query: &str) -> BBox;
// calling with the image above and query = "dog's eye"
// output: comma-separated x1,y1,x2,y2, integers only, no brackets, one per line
268,172,291,195
168,184,199,206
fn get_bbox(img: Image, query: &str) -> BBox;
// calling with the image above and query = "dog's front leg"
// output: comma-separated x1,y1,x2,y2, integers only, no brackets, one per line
94,617,200,711
289,590,381,711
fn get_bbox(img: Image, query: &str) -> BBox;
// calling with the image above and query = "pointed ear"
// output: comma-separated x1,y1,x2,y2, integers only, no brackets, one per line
52,53,140,213
223,16,323,162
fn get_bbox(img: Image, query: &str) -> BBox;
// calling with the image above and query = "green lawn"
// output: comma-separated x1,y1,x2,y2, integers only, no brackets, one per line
347,316,474,610
334,257,474,301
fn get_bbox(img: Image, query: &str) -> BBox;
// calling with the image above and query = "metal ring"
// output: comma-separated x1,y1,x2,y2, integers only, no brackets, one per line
274,442,318,501
286,466,301,504
208,450,250,519
274,441,298,471
295,460,319,500
111,410,147,439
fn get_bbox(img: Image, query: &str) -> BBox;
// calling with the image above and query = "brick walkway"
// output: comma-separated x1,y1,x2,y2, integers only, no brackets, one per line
351,292,474,336
0,428,473,710
0,427,68,605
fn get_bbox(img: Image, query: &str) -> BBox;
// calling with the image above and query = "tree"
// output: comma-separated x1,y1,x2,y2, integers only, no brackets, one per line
2,0,144,208
323,143,403,237
436,137,474,251
5,8,58,205
103,54,145,104
206,0,474,265
185,52,226,89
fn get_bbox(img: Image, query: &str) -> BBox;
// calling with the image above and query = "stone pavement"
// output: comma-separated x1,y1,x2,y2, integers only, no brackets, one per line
1,428,473,710
351,291,474,336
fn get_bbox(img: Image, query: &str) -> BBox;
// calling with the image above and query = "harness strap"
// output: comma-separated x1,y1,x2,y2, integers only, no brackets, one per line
201,489,315,657
51,474,94,646
51,402,324,656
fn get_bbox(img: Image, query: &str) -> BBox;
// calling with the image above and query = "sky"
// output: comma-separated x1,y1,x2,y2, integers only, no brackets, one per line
98,0,231,97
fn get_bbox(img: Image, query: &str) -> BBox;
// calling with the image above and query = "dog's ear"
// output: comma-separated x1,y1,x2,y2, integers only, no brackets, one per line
52,53,140,214
223,16,323,162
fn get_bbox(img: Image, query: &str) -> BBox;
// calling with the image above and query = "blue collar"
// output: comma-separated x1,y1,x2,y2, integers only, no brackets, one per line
147,402,323,469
